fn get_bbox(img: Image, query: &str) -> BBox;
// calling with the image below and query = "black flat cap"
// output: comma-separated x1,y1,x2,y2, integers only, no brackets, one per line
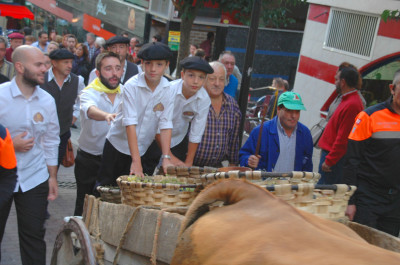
137,42,173,61
180,56,214,74
49,49,74,60
106,36,130,46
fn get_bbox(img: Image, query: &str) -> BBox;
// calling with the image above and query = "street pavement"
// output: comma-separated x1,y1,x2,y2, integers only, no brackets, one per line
1,127,80,265
1,124,322,265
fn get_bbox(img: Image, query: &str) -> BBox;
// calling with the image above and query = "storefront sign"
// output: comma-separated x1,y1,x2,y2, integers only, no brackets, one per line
83,13,115,40
168,31,180,51
58,0,146,37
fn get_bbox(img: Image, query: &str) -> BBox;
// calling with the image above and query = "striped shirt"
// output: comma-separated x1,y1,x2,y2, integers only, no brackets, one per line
0,60,15,80
194,93,241,167
274,118,297,172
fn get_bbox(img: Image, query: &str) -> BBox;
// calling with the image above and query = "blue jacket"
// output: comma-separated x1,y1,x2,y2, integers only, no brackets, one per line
239,117,313,172
224,75,238,99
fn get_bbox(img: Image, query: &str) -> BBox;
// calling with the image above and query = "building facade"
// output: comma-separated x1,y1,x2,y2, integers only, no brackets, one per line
294,0,400,127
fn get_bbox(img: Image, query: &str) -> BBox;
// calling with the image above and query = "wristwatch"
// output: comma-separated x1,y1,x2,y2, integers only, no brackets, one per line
161,154,171,160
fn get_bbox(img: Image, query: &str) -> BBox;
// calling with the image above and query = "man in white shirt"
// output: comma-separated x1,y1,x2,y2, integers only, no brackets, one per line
74,52,123,216
96,42,174,189
0,45,59,264
142,56,213,173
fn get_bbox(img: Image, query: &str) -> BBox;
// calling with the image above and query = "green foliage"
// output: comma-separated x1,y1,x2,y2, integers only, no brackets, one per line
219,0,307,28
174,0,307,28
382,9,400,22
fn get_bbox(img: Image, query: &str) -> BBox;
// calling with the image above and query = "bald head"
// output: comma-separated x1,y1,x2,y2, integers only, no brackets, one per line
12,45,47,87
12,45,43,64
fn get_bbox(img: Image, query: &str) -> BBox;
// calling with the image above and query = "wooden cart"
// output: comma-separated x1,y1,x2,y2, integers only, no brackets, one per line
50,194,400,265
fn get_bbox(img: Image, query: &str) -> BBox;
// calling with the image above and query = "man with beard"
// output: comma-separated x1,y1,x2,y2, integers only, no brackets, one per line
318,66,364,184
73,52,123,216
40,49,85,166
88,36,139,84
0,46,59,264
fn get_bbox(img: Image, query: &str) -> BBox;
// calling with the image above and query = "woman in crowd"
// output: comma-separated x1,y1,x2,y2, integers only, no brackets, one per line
47,41,59,54
72,43,91,85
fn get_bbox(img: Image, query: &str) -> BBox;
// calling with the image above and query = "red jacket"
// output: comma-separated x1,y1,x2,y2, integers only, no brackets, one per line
318,90,363,166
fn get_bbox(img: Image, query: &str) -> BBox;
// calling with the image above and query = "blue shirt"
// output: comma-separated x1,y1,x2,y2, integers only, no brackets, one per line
31,41,49,52
223,75,238,99
274,119,297,172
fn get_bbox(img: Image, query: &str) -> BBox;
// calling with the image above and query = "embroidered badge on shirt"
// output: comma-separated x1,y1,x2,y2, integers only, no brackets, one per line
153,103,164,112
33,112,44,123
183,111,194,116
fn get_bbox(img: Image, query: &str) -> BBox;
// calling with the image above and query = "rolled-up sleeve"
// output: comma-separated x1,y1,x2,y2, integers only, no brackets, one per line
189,97,211,143
80,89,97,120
122,84,138,126
158,89,174,130
43,100,60,166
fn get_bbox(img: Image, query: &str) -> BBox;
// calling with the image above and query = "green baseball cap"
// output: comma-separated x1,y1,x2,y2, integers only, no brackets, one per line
277,91,306,110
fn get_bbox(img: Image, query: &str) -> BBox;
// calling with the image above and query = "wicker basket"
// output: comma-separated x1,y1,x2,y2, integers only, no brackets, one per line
116,175,202,208
266,183,356,220
200,170,321,186
96,186,121,204
157,166,218,184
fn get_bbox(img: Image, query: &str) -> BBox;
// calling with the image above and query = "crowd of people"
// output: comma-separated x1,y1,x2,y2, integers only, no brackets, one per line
0,28,399,265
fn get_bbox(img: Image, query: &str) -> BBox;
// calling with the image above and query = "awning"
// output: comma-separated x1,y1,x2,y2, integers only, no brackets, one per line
0,4,34,20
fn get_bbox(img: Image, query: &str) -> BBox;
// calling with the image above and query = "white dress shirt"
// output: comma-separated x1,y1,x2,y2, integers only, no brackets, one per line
47,68,85,119
107,72,174,156
0,79,60,192
78,86,124,155
169,79,211,147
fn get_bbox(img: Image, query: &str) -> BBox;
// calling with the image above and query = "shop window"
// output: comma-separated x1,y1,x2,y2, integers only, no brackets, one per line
324,9,379,59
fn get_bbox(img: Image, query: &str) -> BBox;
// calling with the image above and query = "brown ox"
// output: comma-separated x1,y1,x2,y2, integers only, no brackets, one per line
171,179,400,265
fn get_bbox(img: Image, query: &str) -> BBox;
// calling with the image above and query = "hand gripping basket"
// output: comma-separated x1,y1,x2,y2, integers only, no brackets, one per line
96,186,121,204
264,183,357,220
200,170,321,186
116,175,202,208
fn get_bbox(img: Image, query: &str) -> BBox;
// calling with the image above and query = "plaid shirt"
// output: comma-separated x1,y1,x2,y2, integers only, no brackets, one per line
194,93,241,167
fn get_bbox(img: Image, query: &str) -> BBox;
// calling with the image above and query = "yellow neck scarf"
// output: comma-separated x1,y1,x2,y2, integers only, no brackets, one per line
85,77,121,94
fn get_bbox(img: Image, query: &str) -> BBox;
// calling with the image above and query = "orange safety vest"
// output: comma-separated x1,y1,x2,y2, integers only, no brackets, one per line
0,128,17,169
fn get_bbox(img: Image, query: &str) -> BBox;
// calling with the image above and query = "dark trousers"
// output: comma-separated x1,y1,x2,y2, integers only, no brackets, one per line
2,180,49,265
0,169,17,262
141,137,189,175
95,139,132,194
354,181,400,236
74,149,101,216
58,130,71,166
318,149,345,184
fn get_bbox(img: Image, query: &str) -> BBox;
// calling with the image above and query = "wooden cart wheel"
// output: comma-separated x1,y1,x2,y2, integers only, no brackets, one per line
50,217,97,265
